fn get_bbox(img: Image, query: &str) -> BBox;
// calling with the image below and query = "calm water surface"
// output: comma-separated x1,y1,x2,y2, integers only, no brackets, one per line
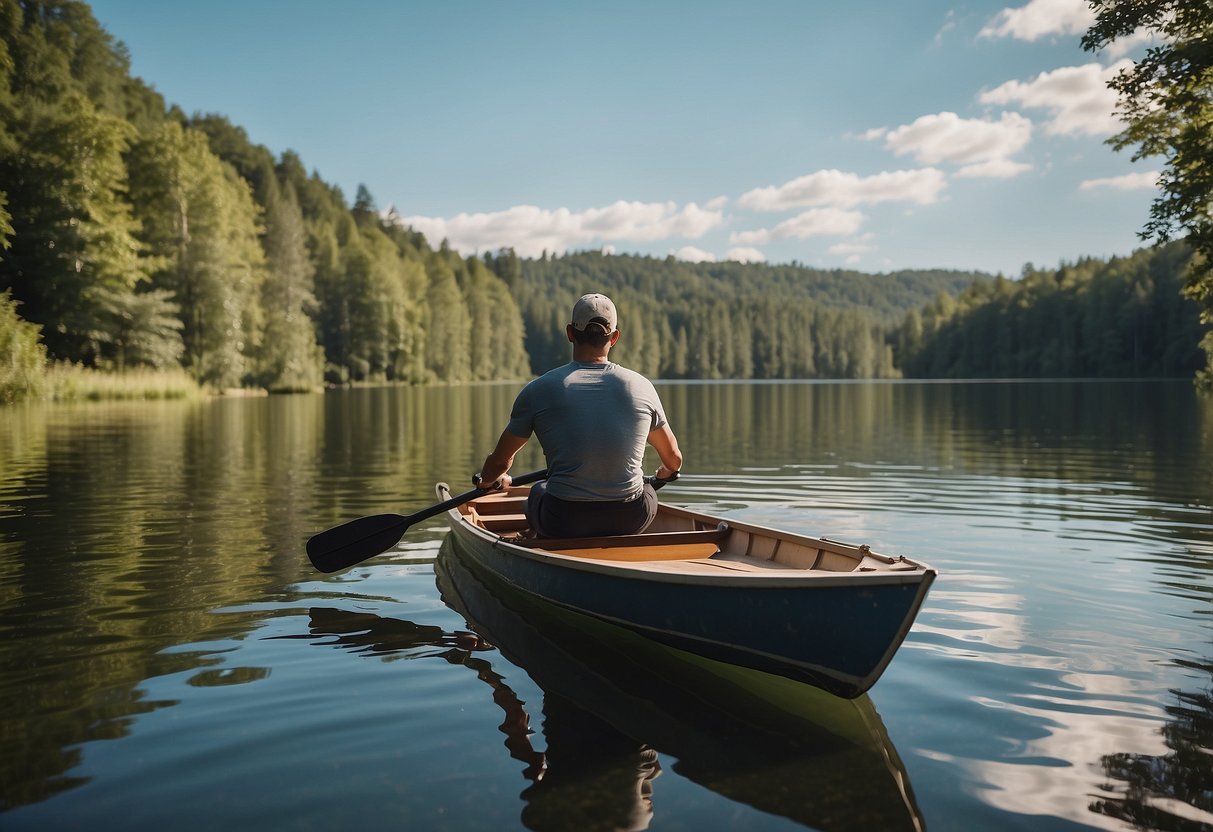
0,381,1210,831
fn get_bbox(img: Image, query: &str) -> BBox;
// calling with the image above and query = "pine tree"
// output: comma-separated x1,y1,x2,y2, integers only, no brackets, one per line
128,121,265,388
258,180,323,391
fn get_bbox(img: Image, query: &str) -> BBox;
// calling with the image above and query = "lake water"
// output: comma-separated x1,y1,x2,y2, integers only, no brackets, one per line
0,380,1209,831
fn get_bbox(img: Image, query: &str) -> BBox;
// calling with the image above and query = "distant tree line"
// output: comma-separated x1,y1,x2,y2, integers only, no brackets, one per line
490,251,984,380
0,0,1209,403
892,243,1205,379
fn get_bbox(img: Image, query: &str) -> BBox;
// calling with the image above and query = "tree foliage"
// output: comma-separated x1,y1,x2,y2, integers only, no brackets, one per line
0,287,45,401
1083,0,1213,387
0,0,1208,401
893,244,1205,378
499,252,938,379
0,0,532,393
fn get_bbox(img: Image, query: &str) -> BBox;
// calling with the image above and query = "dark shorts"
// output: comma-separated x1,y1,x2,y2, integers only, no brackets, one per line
526,481,659,539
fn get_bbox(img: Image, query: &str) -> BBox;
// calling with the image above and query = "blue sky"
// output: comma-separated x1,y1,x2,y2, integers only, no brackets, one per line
89,0,1160,276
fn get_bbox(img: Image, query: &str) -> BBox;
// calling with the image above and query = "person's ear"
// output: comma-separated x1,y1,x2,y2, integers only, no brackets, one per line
610,329,621,346
566,324,577,343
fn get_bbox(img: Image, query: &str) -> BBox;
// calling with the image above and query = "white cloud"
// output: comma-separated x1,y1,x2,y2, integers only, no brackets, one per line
730,208,865,245
399,199,725,258
876,111,1033,178
980,61,1131,137
1102,29,1162,59
1079,171,1159,191
985,0,1166,57
704,195,728,210
955,159,1035,179
738,168,946,212
726,247,766,263
979,0,1093,41
671,245,716,262
828,236,876,257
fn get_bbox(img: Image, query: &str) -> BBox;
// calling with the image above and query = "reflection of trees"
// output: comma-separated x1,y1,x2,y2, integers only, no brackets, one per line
669,380,1211,507
1091,660,1213,830
1,381,1207,817
0,385,552,809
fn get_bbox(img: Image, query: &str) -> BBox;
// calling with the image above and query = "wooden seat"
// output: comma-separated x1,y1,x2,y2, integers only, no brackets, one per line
519,523,731,562
478,513,529,532
473,494,529,515
543,542,723,561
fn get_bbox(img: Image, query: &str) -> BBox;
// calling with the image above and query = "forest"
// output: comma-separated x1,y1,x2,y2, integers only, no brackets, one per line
0,1,1208,403
893,243,1204,379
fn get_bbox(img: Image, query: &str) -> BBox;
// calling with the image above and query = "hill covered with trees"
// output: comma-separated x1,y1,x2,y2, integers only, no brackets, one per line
892,243,1204,379
492,251,987,379
0,1,1208,403
0,0,530,395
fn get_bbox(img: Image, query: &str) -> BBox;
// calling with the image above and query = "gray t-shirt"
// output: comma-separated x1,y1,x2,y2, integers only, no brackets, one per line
506,361,668,501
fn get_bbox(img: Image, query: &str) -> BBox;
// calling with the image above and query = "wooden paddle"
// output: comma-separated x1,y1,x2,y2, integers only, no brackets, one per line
306,468,549,573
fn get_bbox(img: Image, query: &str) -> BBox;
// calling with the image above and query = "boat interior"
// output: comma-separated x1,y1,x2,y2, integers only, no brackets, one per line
457,488,924,576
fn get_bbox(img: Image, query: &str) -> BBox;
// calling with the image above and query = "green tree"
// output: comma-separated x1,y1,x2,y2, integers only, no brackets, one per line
1083,1,1213,387
424,252,471,382
257,180,324,391
894,245,1202,379
90,284,182,370
0,91,148,362
0,288,46,402
0,4,14,247
128,121,265,388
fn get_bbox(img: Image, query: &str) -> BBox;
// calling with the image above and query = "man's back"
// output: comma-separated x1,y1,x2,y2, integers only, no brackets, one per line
507,361,666,501
476,291,682,538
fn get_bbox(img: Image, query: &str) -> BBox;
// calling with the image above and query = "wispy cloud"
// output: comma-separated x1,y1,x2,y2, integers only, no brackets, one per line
726,247,766,263
829,237,877,265
979,61,1130,137
398,200,725,258
979,0,1093,41
738,168,946,212
671,245,716,262
933,9,957,47
1079,171,1159,191
729,208,866,246
828,235,876,256
867,111,1033,178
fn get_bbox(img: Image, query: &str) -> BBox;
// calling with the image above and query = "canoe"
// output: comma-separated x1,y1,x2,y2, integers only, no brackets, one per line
435,537,927,830
437,480,936,699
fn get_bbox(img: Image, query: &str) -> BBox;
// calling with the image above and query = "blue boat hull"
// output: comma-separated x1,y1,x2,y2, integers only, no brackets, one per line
443,497,935,699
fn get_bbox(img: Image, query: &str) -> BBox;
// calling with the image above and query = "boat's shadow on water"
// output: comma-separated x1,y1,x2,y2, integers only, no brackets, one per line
306,536,926,831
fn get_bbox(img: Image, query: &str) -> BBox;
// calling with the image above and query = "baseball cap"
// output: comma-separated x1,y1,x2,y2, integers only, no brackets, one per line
570,293,618,333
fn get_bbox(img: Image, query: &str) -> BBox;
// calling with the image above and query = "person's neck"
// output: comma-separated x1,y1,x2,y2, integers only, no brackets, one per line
572,345,610,364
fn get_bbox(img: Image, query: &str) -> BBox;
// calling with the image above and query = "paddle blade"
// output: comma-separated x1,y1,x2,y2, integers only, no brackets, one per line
307,513,409,573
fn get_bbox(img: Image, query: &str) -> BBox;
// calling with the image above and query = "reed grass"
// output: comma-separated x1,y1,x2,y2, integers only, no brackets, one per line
44,363,204,402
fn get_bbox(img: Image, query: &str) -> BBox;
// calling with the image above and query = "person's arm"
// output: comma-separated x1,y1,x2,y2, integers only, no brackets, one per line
647,423,683,480
479,430,529,489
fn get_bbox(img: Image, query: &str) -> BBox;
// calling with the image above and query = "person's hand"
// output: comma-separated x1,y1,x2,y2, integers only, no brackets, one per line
474,472,512,491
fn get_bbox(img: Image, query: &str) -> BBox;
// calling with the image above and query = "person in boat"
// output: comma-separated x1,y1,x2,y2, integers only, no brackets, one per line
476,292,683,539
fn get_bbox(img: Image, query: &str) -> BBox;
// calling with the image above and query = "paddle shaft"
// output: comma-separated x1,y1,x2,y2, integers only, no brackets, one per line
307,468,549,572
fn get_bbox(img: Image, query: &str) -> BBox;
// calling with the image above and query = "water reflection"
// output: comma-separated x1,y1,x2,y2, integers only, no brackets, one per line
1,381,1210,829
1091,660,1213,829
291,540,926,830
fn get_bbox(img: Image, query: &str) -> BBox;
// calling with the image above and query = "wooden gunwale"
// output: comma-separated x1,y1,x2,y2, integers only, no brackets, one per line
442,484,934,589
